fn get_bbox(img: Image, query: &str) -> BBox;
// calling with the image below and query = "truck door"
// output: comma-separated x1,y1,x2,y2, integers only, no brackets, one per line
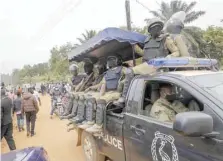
123,78,223,161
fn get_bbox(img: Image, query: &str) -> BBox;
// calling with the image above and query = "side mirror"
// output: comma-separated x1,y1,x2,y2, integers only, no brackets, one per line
173,112,213,137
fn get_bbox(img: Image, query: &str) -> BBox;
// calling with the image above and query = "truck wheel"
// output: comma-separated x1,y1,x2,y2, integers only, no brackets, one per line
81,131,105,161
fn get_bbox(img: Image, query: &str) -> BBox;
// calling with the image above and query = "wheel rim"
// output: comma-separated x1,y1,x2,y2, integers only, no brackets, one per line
83,137,93,160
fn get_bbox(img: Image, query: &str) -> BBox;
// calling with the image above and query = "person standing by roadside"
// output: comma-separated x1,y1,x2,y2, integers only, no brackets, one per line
33,87,42,106
21,88,39,137
13,92,25,132
40,84,44,95
1,89,16,151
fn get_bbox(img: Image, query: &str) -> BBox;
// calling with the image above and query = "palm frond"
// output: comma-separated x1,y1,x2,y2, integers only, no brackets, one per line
170,0,178,14
77,38,85,44
179,2,188,11
185,1,197,13
176,0,183,11
160,2,172,19
185,11,206,23
150,11,166,21
82,33,88,40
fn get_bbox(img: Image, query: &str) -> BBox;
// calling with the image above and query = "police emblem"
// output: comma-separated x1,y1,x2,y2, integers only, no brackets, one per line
151,131,179,161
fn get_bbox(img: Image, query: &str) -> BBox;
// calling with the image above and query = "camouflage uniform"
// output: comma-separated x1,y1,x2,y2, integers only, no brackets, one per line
133,34,181,75
86,58,128,134
165,11,190,58
132,17,188,75
150,98,188,122
78,62,107,129
61,64,85,119
66,60,96,126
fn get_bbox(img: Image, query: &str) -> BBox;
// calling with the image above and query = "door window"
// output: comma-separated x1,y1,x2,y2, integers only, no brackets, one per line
139,80,203,120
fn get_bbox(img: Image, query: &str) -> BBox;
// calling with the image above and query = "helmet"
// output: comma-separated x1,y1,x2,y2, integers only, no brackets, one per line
69,64,79,76
147,18,164,30
107,55,122,69
165,19,184,34
69,64,79,72
164,11,186,34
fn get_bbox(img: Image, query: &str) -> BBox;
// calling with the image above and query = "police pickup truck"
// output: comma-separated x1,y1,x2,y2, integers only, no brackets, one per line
77,58,223,161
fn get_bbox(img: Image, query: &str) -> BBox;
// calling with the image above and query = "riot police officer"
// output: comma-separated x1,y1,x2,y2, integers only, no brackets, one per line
164,11,190,57
133,18,181,75
75,59,95,92
61,63,86,118
85,62,106,92
69,63,86,90
85,55,128,134
66,59,95,124
115,17,188,106
77,62,107,130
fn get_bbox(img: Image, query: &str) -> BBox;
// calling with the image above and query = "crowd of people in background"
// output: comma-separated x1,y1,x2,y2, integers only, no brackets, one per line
1,81,72,150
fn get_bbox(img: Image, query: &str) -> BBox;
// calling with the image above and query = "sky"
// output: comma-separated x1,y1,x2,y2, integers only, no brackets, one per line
0,0,223,74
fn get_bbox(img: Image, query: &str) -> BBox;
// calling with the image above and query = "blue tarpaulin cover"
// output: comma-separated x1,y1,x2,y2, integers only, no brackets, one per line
68,27,147,62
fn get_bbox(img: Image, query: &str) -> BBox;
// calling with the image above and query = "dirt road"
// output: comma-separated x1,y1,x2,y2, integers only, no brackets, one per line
1,95,84,161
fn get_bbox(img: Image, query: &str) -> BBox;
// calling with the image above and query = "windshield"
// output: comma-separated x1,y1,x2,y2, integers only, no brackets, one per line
187,73,223,103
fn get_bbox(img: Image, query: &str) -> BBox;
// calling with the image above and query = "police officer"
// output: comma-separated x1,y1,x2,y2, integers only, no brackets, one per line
78,62,107,129
62,63,85,118
1,88,16,151
69,64,86,90
150,84,188,122
85,55,128,134
133,18,181,75
165,11,190,57
115,17,188,106
75,58,95,92
84,62,106,92
66,59,95,124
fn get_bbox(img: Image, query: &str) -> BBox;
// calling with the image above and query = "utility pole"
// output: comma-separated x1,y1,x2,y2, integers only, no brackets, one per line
125,0,132,31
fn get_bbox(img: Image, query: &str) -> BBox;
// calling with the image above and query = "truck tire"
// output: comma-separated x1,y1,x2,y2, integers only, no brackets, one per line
81,131,105,161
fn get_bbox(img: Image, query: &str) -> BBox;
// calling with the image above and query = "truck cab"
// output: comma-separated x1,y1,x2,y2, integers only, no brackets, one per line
79,59,223,161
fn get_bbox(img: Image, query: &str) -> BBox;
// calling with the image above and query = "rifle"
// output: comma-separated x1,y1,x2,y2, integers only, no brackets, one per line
78,72,94,92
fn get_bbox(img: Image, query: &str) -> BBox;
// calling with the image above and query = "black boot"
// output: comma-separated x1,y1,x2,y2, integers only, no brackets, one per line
79,96,96,129
72,95,85,125
61,95,78,120
114,68,134,107
86,99,106,133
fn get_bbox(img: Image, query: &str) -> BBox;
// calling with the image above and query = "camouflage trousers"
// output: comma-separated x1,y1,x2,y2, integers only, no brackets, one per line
132,62,157,75
85,91,120,103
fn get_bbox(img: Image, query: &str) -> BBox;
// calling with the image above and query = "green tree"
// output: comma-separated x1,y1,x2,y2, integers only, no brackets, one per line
49,42,77,79
77,30,97,44
203,26,223,61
